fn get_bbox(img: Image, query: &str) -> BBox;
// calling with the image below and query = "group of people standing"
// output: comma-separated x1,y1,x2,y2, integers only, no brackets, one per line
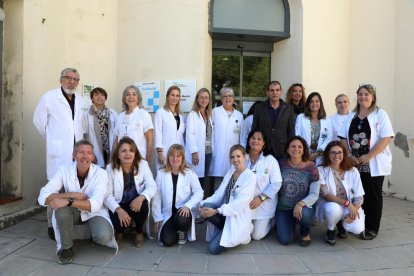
33,68,394,265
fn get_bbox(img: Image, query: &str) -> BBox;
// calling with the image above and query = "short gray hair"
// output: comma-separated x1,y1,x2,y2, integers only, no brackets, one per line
60,68,80,79
73,139,94,153
220,87,234,98
122,85,142,111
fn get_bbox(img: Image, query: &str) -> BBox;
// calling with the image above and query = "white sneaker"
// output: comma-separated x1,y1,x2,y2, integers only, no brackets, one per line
177,230,187,245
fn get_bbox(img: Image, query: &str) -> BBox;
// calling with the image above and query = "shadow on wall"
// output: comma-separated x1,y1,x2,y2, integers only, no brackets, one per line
394,132,410,158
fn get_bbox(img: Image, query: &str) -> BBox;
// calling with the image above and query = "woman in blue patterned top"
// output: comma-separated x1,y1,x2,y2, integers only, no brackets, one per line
275,136,320,247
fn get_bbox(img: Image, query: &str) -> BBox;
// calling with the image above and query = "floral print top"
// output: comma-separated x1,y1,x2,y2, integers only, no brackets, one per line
348,116,371,173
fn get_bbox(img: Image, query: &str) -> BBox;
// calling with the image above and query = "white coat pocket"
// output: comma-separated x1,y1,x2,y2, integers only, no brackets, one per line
47,140,63,158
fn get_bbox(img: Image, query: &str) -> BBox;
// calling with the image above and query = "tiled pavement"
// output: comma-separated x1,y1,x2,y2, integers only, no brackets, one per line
0,196,413,275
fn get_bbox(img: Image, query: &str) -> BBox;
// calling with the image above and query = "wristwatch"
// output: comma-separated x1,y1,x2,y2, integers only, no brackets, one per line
67,197,74,207
259,194,267,202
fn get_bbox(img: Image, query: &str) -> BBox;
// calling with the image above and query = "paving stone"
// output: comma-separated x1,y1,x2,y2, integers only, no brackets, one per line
15,238,57,262
106,246,163,271
0,236,34,255
297,251,356,273
376,226,414,246
71,240,119,266
87,267,137,275
1,219,47,238
205,254,258,274
156,252,205,273
0,255,51,275
380,266,414,275
32,261,92,276
252,253,309,274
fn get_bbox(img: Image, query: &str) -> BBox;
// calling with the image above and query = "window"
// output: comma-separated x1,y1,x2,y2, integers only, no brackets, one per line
212,51,270,114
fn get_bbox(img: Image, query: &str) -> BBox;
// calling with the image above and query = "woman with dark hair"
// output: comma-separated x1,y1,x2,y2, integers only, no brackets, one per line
154,86,185,169
199,145,256,254
152,144,203,246
286,83,307,115
113,85,154,162
84,87,118,167
295,92,333,165
339,84,394,240
316,141,365,246
275,136,320,247
105,137,157,247
246,129,282,240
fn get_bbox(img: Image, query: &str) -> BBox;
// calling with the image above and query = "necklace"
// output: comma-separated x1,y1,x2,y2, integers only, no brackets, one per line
289,159,303,169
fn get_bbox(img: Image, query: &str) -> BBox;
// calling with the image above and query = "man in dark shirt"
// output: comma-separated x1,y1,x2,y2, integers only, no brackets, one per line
252,81,296,160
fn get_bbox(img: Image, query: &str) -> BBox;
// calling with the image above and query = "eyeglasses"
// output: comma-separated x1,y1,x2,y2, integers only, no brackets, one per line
61,76,80,83
222,94,234,98
329,151,343,156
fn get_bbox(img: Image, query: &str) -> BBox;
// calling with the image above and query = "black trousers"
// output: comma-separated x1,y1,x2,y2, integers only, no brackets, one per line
109,198,149,234
360,172,385,233
160,210,192,246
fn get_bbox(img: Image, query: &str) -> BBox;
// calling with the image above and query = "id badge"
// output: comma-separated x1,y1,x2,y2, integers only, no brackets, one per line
233,125,241,134
205,140,211,147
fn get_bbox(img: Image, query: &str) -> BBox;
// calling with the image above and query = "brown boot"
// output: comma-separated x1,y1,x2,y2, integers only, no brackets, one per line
115,232,123,243
135,233,144,248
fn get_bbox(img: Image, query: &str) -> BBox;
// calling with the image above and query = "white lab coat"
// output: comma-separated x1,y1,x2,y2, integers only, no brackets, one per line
329,113,352,141
154,108,185,169
295,114,333,165
339,109,394,176
83,108,118,167
105,161,157,237
38,162,117,253
33,88,84,179
201,168,256,248
185,110,214,177
152,168,204,243
246,153,282,219
240,115,253,148
210,106,243,176
114,106,154,159
315,166,365,227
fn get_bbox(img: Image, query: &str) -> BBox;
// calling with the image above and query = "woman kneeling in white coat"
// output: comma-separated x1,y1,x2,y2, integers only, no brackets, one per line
316,141,365,246
199,145,256,254
246,130,282,240
105,137,157,248
152,144,203,246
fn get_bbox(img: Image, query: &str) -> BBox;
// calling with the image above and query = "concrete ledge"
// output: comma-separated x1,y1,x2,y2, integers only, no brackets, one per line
0,205,45,230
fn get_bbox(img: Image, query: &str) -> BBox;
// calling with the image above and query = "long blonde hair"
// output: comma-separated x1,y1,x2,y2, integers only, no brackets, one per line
354,84,378,115
191,88,212,119
163,144,190,175
163,85,182,114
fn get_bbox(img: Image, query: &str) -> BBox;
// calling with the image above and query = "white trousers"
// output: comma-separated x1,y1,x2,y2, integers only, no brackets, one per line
323,202,365,234
251,218,274,240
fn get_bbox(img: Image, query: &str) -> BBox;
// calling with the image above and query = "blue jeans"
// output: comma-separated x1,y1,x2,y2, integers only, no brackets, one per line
275,207,314,245
203,202,225,254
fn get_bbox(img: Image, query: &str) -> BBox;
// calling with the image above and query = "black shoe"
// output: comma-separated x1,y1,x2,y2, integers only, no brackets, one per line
299,239,311,247
324,230,336,246
359,230,377,240
57,248,73,265
336,222,347,239
48,227,56,241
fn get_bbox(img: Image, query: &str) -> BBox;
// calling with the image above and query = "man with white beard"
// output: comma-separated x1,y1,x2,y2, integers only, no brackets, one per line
33,68,84,240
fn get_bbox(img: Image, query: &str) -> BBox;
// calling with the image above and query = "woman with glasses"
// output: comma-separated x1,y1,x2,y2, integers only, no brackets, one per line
154,86,185,169
339,84,394,240
210,87,243,190
316,141,365,246
185,88,214,199
113,85,154,163
275,136,320,247
245,129,282,240
199,145,256,254
295,92,333,165
286,83,307,115
84,87,118,167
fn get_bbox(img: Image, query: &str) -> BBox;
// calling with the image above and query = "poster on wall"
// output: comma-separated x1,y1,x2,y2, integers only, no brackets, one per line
135,81,161,112
164,79,196,113
82,84,98,111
